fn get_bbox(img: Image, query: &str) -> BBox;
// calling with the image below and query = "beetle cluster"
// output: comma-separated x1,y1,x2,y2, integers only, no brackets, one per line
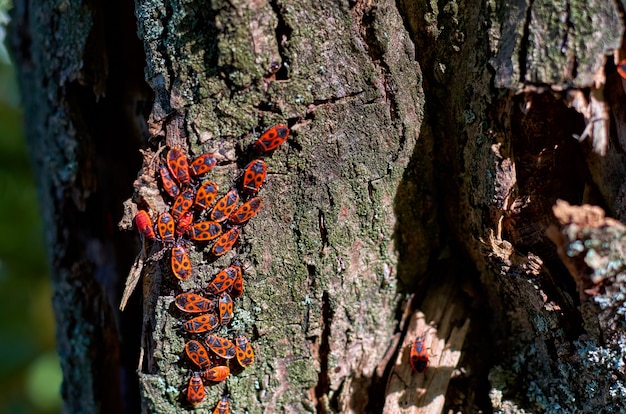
132,124,290,410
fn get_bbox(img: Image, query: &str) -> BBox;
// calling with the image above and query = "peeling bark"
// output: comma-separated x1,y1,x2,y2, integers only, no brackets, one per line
398,0,626,411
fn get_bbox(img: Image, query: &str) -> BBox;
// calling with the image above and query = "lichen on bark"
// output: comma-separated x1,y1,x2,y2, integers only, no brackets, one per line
18,0,626,411
132,0,425,412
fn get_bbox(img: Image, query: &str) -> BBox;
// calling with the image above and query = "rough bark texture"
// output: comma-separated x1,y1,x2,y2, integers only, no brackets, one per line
131,0,424,412
10,0,626,412
403,0,626,412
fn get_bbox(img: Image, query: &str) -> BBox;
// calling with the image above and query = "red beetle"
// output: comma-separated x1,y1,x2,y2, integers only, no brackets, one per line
409,335,429,373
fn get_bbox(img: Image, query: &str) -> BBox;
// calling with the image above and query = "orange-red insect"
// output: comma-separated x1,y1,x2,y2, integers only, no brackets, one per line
207,265,241,294
184,313,220,333
185,340,211,369
171,246,192,280
409,335,429,373
167,148,191,184
190,153,217,176
234,334,255,368
205,335,236,359
230,270,244,298
188,221,222,241
157,212,175,243
618,59,626,79
218,292,233,325
135,210,156,240
211,226,240,257
202,366,230,382
213,395,230,414
160,166,180,198
210,189,239,222
195,181,219,211
175,211,194,238
187,373,205,406
228,197,262,225
175,292,215,313
171,188,195,221
241,159,266,196
253,124,290,153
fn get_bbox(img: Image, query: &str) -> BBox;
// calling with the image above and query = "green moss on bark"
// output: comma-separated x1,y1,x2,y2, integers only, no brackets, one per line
134,0,424,411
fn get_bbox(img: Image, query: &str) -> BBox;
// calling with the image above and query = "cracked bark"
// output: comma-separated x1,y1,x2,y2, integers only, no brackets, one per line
9,0,626,412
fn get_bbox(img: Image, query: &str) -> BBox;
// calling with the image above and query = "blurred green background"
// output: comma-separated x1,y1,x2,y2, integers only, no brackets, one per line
0,3,63,413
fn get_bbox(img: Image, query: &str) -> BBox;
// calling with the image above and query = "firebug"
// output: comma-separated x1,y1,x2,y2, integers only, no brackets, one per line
230,270,244,298
213,395,230,414
228,197,262,225
190,153,217,177
210,189,239,222
185,340,211,369
253,124,290,153
188,221,222,241
171,246,192,281
157,212,175,243
234,334,255,368
167,148,191,184
175,211,194,238
195,181,219,211
175,292,215,313
206,265,240,294
160,166,180,198
187,373,205,406
171,188,195,221
205,334,236,359
241,159,266,196
409,335,429,373
202,366,230,382
134,210,156,240
218,292,233,325
618,59,626,79
184,313,220,333
211,226,241,257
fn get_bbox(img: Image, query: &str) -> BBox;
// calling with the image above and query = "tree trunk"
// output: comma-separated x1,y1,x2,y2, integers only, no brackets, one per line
9,0,626,413
10,0,151,412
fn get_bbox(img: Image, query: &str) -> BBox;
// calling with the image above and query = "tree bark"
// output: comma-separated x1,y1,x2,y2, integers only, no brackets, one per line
10,0,151,412
130,1,423,412
10,0,626,413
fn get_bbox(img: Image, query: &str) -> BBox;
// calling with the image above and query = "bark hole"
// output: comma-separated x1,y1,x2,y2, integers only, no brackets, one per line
509,93,590,338
315,290,334,413
268,0,291,81
62,0,153,411
519,0,534,82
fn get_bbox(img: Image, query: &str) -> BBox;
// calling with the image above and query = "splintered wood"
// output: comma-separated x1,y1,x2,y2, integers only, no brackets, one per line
383,311,469,414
